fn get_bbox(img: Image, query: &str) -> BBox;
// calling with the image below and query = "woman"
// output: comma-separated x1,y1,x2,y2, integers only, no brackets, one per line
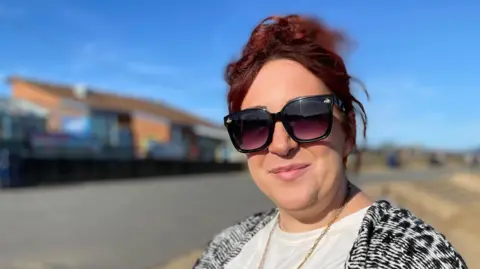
194,14,467,269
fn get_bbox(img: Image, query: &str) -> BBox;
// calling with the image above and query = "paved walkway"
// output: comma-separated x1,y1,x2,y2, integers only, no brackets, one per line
0,168,462,269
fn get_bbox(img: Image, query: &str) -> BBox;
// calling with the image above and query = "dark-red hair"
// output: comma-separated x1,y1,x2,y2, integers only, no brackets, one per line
224,14,369,148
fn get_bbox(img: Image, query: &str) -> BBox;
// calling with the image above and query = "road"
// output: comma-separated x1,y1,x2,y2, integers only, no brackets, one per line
0,167,467,269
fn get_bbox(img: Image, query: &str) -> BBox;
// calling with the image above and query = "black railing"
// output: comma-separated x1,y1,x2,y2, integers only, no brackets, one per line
0,140,245,188
0,155,244,188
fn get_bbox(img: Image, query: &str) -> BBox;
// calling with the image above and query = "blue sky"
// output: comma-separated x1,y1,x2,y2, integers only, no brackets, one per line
0,0,479,150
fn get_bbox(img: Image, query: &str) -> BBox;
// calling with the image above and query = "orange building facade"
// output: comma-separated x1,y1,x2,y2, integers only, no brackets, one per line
7,77,229,160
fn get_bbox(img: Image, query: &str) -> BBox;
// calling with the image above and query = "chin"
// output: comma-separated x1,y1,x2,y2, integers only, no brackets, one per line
272,187,317,211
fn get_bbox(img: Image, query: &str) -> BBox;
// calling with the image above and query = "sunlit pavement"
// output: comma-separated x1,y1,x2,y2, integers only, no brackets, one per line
0,167,472,269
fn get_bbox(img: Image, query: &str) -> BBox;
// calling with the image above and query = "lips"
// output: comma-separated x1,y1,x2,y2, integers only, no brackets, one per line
269,163,311,181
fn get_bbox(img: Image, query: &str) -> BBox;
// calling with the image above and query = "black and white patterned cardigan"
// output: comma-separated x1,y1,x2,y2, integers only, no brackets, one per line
193,200,468,268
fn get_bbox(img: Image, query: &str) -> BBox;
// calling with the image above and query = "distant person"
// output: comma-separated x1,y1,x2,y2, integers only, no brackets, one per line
194,15,466,268
386,150,401,168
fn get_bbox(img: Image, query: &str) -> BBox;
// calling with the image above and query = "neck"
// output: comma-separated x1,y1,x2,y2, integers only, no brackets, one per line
277,179,350,233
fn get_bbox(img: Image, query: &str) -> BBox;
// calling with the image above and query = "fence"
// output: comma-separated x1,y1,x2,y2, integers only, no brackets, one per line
0,155,245,187
0,139,246,188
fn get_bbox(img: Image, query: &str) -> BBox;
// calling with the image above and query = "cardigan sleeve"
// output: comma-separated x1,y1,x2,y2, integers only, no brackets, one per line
394,225,468,269
363,207,469,268
192,209,277,268
347,201,469,269
192,226,233,269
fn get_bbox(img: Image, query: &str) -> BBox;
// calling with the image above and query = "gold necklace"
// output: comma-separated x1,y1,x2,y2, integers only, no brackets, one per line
257,183,351,269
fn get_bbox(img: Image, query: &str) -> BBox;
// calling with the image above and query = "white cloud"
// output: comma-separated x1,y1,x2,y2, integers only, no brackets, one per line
126,62,178,76
364,75,438,101
200,78,228,91
362,75,441,120
78,42,119,62
69,42,108,73
358,75,451,148
71,42,178,78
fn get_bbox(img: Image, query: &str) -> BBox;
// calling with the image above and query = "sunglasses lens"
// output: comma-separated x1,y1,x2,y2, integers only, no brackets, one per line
229,110,271,151
283,99,331,140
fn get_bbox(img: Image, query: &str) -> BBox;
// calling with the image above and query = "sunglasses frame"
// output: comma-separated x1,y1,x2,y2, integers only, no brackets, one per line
224,94,345,153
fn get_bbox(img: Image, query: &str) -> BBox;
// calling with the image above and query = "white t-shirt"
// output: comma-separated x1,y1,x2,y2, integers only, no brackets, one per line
226,206,369,269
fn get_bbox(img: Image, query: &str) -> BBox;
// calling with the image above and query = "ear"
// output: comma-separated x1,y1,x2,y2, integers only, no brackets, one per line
342,111,356,165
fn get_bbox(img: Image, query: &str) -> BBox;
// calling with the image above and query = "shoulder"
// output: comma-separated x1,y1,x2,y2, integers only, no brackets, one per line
193,208,277,268
351,200,467,268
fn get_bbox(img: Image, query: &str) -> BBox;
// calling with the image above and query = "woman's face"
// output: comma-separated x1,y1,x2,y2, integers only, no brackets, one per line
241,59,352,212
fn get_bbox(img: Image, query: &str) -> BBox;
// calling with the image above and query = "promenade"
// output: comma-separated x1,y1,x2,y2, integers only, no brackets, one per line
0,168,477,269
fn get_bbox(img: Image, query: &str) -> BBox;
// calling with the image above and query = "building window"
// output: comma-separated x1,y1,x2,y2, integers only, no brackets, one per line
170,125,183,143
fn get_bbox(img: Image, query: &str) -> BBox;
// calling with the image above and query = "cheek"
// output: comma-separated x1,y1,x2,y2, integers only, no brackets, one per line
303,143,344,187
246,153,266,175
305,142,342,165
246,153,273,192
304,122,347,165
324,121,346,148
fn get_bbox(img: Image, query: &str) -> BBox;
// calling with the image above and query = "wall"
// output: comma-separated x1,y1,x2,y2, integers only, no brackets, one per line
192,124,245,163
1,113,47,140
11,83,172,158
131,111,171,157
10,81,225,160
11,80,62,130
196,135,223,161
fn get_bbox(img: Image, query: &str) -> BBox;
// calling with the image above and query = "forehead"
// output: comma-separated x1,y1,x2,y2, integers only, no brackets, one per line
241,59,331,112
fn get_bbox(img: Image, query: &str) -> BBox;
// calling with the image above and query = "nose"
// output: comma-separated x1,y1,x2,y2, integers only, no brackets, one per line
268,122,298,156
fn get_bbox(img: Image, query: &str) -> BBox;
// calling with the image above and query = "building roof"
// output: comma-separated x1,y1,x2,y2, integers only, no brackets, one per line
7,76,222,128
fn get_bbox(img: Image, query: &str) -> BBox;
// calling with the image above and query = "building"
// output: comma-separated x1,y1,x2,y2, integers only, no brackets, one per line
0,97,48,139
6,76,240,161
0,97,49,155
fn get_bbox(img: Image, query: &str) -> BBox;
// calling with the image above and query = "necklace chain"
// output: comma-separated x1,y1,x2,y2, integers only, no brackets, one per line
257,183,351,269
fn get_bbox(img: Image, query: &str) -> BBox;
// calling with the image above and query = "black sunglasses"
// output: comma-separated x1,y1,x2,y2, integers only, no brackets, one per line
224,94,346,153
